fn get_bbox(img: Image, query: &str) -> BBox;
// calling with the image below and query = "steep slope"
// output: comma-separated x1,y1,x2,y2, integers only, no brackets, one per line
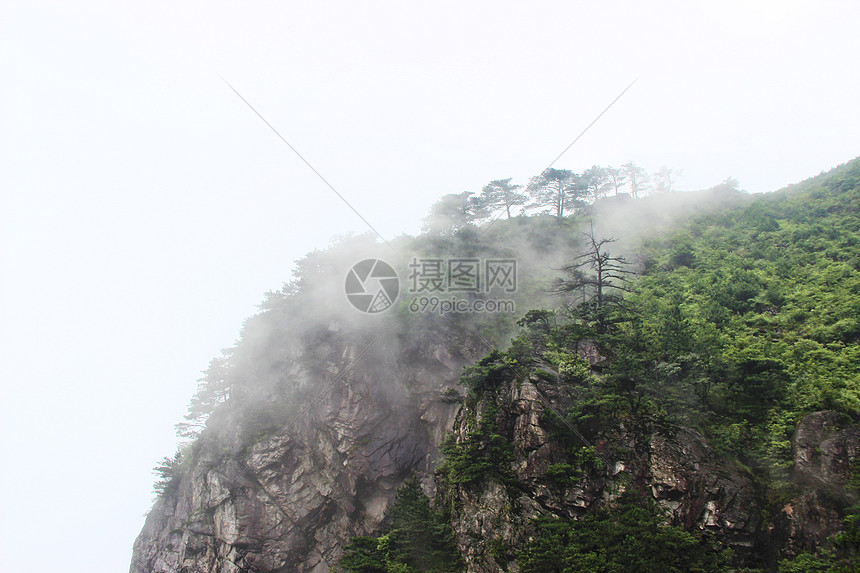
429,159,860,572
130,223,579,572
435,358,859,571
132,158,860,572
438,368,761,570
131,328,467,572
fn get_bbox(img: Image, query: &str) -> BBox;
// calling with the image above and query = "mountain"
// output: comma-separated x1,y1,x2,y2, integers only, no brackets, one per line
131,159,860,572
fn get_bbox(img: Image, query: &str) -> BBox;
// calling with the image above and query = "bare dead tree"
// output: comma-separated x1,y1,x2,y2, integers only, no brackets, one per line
552,225,633,333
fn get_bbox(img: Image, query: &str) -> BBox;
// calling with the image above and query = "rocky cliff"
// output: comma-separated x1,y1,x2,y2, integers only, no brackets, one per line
436,354,860,572
772,411,860,561
130,323,479,573
132,345,859,572
438,367,762,571
131,160,860,572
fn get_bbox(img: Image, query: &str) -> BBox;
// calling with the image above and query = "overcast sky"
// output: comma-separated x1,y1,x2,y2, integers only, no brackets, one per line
1,2,859,572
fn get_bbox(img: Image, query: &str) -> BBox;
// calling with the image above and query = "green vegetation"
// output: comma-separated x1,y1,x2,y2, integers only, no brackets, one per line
519,490,731,572
545,446,603,487
152,444,192,497
436,159,860,569
425,160,662,232
778,501,860,571
471,159,860,478
337,478,463,573
606,161,860,472
158,154,859,568
438,405,516,488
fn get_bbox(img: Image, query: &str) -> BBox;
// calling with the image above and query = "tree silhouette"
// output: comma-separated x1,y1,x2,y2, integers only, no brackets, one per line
605,166,627,196
528,168,587,218
176,355,232,438
621,161,650,198
582,165,612,202
423,191,479,233
477,178,527,219
653,166,679,193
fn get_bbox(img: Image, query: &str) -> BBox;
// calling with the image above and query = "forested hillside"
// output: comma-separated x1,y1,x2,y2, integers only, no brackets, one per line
338,161,860,572
133,159,859,573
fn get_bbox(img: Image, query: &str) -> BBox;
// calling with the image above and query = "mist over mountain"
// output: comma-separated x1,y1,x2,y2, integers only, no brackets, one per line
131,159,860,572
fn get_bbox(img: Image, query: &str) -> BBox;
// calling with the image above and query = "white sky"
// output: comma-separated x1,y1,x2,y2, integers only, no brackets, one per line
1,2,858,572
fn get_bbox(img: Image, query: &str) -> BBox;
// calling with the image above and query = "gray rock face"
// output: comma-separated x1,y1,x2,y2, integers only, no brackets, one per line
793,410,860,488
131,340,859,573
130,333,469,573
441,374,761,572
772,410,860,558
441,376,860,572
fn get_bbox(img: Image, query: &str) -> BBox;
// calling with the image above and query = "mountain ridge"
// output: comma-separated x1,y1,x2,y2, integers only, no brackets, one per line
132,158,860,572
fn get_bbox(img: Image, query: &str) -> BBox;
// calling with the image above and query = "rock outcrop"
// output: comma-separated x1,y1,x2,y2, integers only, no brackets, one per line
132,341,860,573
130,327,473,573
772,411,860,559
440,372,761,572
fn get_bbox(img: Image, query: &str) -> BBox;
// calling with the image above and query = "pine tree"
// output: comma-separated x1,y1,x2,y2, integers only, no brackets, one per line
528,168,587,218
476,178,527,219
621,161,650,198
